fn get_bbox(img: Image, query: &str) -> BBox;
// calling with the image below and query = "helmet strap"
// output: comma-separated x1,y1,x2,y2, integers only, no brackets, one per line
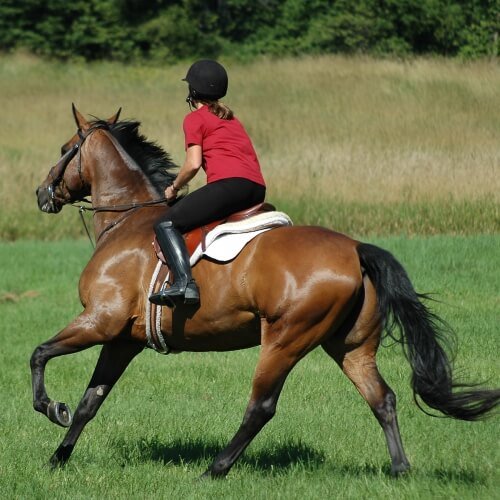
186,87,198,111
186,95,196,112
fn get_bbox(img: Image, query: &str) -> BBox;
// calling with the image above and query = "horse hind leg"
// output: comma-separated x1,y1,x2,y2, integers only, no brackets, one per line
322,279,410,475
340,345,410,475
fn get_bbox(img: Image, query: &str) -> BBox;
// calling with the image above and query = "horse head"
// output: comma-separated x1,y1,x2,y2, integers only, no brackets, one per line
36,104,122,213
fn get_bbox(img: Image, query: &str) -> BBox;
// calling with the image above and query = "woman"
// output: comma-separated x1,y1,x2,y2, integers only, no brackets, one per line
149,60,266,307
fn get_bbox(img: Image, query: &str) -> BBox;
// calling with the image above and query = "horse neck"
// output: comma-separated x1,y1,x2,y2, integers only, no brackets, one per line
85,130,160,238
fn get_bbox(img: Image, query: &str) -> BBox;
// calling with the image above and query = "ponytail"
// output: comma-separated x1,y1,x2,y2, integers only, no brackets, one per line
203,100,234,120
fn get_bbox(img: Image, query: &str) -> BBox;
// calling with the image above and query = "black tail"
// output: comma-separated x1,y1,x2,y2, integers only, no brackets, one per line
357,242,500,421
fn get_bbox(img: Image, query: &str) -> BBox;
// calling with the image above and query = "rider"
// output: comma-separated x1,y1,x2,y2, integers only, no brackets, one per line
149,60,266,307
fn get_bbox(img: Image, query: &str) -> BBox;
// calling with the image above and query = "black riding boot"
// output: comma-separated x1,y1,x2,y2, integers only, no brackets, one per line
149,221,200,307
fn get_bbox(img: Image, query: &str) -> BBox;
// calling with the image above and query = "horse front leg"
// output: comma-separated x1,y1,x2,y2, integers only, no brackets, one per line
30,311,127,427
203,327,306,479
49,340,143,467
203,356,290,478
31,341,76,427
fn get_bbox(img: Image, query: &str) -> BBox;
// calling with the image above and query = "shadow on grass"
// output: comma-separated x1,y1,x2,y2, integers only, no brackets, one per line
331,464,486,485
116,436,325,472
431,468,486,485
114,437,487,484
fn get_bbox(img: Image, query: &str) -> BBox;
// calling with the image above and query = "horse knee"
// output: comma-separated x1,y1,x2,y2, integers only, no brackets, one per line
245,398,276,426
30,345,48,370
260,399,277,420
75,387,107,422
31,342,63,370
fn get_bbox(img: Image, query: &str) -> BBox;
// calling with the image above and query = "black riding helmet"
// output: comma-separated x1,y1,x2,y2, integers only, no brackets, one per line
183,60,228,100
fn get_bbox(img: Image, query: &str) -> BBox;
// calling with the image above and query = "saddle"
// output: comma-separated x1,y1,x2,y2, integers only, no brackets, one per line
153,202,276,264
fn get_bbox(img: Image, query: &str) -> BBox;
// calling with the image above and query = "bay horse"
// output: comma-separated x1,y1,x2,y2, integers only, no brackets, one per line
32,105,499,477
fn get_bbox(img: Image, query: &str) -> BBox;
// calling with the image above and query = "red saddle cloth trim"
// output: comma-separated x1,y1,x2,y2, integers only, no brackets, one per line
153,202,275,263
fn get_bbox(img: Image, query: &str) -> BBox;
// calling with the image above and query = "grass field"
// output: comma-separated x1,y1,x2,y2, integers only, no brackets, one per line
1,52,499,497
0,54,499,239
0,236,498,499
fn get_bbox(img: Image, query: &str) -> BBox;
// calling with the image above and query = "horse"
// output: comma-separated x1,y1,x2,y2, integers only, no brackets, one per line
32,105,499,477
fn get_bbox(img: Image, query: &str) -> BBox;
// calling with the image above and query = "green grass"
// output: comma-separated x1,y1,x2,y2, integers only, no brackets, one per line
1,54,499,239
0,236,498,498
1,197,497,243
277,197,500,236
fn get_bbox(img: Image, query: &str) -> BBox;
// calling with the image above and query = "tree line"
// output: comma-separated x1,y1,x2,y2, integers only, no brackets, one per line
1,0,498,62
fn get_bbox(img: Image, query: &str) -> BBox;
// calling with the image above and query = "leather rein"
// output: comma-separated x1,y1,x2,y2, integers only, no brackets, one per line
49,123,169,248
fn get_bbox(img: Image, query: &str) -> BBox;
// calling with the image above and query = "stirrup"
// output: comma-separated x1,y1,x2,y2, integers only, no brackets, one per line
149,281,199,307
149,290,176,307
183,281,200,304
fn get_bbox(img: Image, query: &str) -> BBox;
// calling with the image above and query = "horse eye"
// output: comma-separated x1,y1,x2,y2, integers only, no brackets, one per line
61,145,68,156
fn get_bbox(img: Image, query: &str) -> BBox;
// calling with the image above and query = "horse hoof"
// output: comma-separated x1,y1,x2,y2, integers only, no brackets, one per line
391,462,411,476
198,469,220,481
48,454,63,470
47,401,73,427
199,467,228,480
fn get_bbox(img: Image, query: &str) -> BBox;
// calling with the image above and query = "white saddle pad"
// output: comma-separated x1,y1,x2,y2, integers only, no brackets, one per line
190,211,293,265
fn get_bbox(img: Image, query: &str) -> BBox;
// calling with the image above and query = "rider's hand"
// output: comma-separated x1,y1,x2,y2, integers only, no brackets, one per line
165,185,177,202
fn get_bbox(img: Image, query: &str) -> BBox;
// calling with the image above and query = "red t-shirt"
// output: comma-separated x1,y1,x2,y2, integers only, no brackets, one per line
183,106,265,186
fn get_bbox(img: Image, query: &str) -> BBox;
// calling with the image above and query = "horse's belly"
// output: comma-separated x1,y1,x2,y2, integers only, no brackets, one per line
160,309,261,352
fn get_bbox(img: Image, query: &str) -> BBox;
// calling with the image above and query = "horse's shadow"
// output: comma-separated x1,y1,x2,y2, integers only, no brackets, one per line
117,437,486,483
118,436,326,472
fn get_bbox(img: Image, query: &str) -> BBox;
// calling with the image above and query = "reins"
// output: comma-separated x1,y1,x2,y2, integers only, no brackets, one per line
75,197,169,214
70,197,169,248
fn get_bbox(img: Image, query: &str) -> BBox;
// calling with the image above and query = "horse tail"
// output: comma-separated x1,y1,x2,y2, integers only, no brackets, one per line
356,242,500,421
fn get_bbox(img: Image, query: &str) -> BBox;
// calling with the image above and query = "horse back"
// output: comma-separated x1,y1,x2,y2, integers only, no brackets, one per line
157,225,363,351
239,225,363,315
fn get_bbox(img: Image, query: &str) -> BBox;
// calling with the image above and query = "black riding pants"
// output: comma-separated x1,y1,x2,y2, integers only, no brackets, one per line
156,178,266,234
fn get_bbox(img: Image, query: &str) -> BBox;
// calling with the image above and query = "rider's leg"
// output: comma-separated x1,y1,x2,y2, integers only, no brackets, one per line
149,178,265,307
164,178,266,234
149,221,199,306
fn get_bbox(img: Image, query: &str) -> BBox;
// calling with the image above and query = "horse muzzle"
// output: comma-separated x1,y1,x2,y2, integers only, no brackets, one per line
36,185,63,214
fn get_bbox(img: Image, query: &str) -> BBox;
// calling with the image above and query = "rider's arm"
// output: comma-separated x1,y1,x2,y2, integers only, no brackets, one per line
165,145,202,200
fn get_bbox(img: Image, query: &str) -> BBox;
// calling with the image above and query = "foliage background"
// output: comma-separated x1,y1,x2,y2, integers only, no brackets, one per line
1,0,499,62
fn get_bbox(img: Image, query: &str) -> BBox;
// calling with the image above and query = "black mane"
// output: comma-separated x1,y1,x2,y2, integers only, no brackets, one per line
90,119,179,195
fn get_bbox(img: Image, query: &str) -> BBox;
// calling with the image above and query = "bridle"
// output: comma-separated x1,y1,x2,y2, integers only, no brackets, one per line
47,123,108,206
48,123,169,247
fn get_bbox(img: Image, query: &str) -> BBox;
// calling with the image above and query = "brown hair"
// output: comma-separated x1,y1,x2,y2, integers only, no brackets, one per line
201,100,234,120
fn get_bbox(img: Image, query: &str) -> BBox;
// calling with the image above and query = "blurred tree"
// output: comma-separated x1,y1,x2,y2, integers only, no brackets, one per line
0,0,497,60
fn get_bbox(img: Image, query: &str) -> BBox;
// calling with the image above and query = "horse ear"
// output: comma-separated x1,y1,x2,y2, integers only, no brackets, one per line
107,107,122,125
72,103,88,129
